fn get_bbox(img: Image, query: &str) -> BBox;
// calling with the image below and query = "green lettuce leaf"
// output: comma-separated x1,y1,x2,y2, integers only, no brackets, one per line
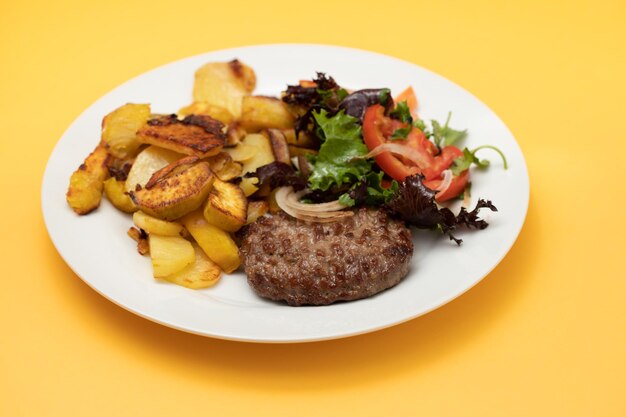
308,109,372,191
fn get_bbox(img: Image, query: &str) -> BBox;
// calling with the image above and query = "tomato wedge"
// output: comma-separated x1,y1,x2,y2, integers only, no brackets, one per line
362,104,469,202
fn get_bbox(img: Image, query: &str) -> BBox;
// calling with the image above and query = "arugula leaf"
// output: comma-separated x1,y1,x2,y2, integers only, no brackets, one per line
451,145,508,175
431,112,467,147
390,126,412,140
389,101,413,123
308,109,372,191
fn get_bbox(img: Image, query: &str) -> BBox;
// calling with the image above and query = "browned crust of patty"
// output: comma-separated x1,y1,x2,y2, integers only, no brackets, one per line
239,208,413,306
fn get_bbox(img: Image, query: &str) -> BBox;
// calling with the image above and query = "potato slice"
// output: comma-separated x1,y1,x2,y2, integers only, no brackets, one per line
264,129,291,164
240,96,295,132
133,211,184,236
223,142,256,162
103,178,137,213
67,144,110,215
149,234,195,278
163,243,221,289
130,160,215,221
125,146,182,193
178,102,234,124
181,210,240,273
203,179,247,232
193,60,256,118
101,103,151,159
246,200,269,224
238,133,276,196
136,115,225,158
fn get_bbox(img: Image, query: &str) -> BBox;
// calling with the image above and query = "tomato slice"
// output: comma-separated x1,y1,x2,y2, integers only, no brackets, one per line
362,104,469,202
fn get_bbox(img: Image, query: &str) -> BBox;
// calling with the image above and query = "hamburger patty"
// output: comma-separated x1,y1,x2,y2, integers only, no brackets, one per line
239,208,414,306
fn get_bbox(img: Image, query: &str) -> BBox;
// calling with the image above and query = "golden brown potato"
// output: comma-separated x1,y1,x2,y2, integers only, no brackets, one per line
162,243,221,289
225,122,247,147
136,114,225,158
133,211,184,237
240,96,295,132
281,129,320,149
125,145,183,193
246,200,269,224
214,161,243,182
238,133,276,196
101,103,151,159
193,60,256,118
130,159,215,221
203,179,247,232
149,234,195,278
67,144,110,215
264,129,291,164
222,142,256,162
181,210,240,273
103,178,137,213
177,102,234,124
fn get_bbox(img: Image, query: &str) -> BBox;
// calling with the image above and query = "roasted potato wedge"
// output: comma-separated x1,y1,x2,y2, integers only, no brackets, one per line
130,160,215,221
264,129,291,164
103,177,137,213
149,234,195,278
125,146,183,193
193,60,256,118
163,243,221,289
222,142,256,162
67,144,110,215
246,200,269,224
181,210,240,273
238,133,276,196
241,96,295,132
136,114,225,158
133,211,184,237
203,179,247,232
225,122,247,147
177,102,234,124
215,161,243,182
101,103,151,159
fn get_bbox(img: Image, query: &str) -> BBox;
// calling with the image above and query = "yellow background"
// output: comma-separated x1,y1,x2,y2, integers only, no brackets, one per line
1,0,624,415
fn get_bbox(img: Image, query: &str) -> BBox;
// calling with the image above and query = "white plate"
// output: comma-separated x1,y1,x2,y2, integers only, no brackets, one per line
42,44,529,343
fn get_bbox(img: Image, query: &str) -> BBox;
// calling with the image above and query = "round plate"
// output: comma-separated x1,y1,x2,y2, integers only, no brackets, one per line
42,44,529,343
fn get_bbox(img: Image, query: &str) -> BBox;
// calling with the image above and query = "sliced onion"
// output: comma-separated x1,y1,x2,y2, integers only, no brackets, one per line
274,186,353,223
435,169,453,199
359,143,430,169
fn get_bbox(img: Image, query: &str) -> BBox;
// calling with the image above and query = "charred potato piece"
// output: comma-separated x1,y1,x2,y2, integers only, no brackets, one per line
103,178,137,213
149,234,195,278
133,211,184,237
130,159,215,221
246,200,269,224
241,96,295,132
67,144,110,215
127,227,149,255
238,133,276,196
163,243,221,289
193,60,256,118
178,102,234,124
214,161,242,182
264,129,291,164
203,179,247,232
181,210,240,273
125,146,183,193
101,103,151,159
136,114,225,158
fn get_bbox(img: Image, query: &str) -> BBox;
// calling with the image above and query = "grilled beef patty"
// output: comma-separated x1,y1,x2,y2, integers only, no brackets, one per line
239,208,413,306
